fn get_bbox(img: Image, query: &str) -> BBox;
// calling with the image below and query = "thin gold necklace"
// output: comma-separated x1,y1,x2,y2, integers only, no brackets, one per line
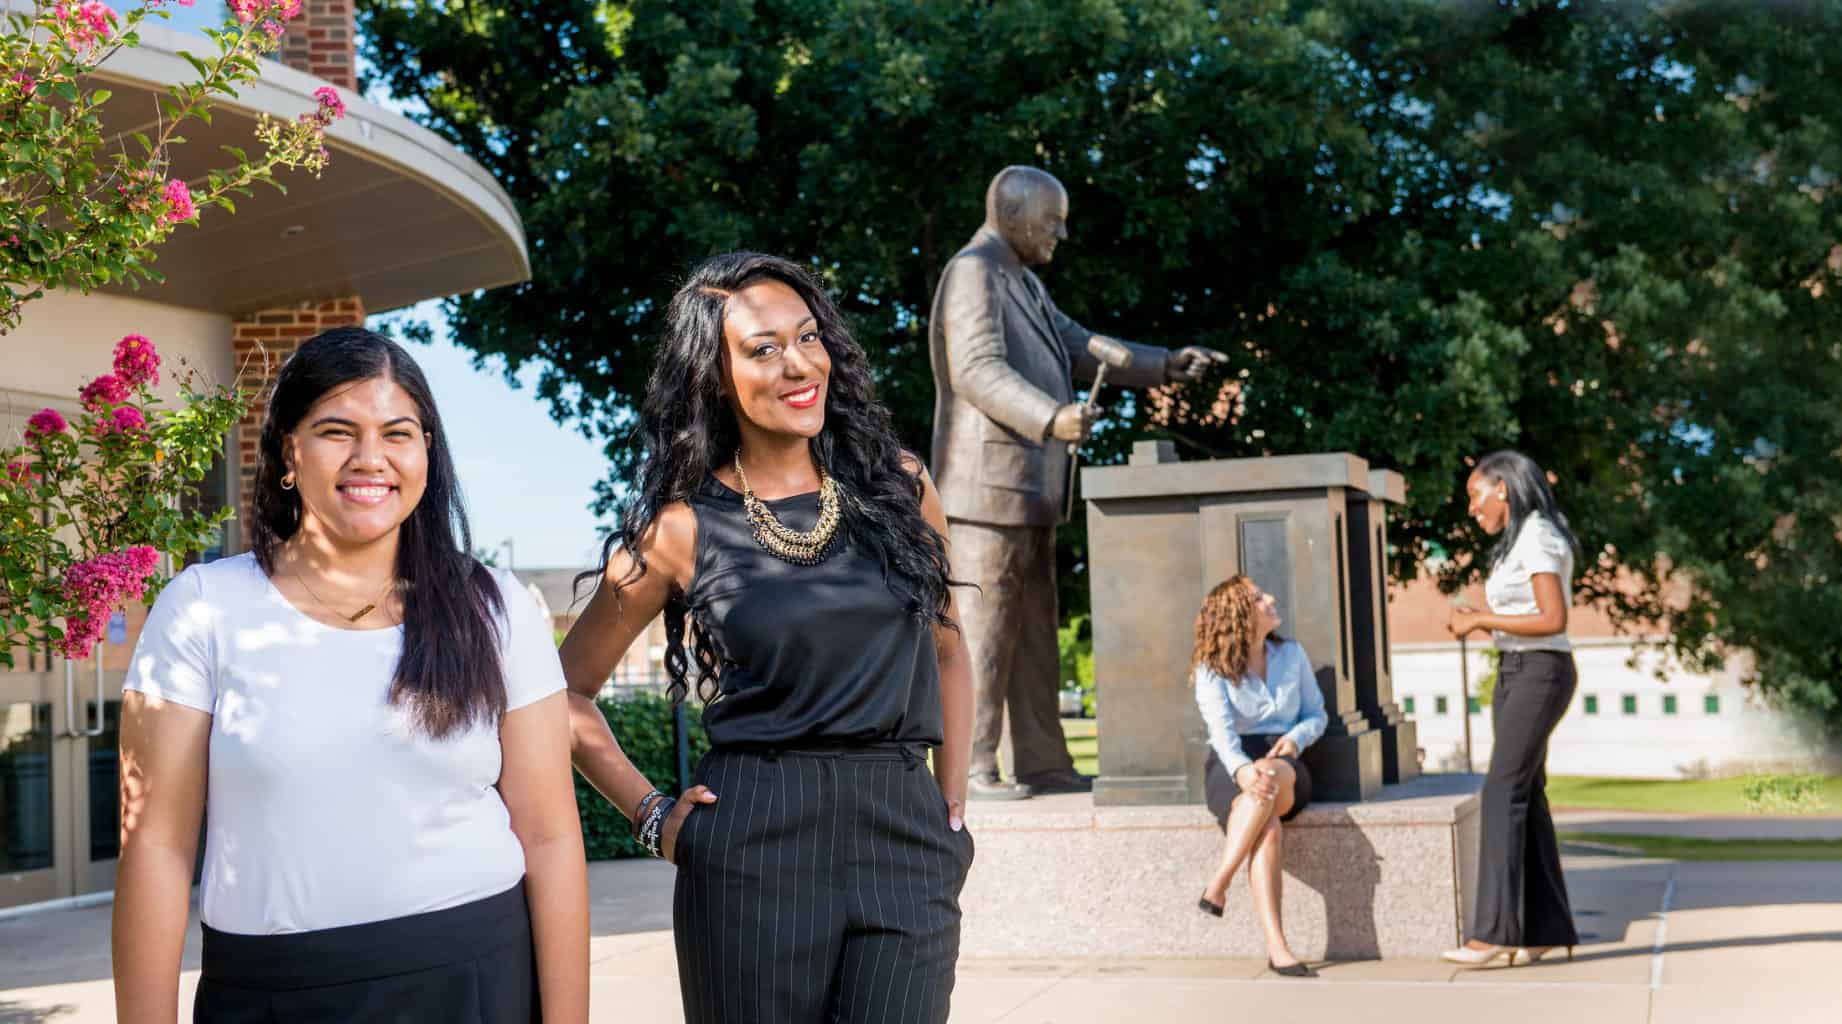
293,569,397,623
733,451,842,565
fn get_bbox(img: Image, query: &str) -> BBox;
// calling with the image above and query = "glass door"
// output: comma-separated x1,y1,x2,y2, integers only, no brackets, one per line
0,648,124,910
0,654,71,909
76,658,124,895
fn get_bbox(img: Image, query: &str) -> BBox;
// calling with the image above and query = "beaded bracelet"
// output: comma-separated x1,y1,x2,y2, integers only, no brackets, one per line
630,789,665,839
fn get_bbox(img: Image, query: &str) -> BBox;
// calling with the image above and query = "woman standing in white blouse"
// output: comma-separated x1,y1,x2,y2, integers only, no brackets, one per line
1442,450,1582,968
113,330,588,1021
1191,576,1327,977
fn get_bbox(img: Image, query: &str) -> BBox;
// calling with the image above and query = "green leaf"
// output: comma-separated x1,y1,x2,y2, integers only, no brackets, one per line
178,50,212,79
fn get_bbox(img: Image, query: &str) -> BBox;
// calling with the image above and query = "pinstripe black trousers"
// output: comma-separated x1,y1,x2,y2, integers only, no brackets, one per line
672,745,974,1024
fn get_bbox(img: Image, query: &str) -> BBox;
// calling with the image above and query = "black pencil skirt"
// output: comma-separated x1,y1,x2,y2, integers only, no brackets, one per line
1203,734,1314,826
193,879,537,1023
672,744,975,1024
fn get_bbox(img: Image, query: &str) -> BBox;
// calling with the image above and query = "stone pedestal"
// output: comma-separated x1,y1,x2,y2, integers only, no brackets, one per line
958,774,1483,960
1082,443,1382,805
1348,469,1419,785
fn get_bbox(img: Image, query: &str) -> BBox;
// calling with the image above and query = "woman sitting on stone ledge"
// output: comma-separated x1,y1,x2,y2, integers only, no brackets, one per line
1192,575,1328,978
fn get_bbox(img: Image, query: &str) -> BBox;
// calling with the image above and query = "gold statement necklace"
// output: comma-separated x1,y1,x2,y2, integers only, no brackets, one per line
733,451,841,565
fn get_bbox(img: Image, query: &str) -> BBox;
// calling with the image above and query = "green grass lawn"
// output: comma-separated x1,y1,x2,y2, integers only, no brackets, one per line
1064,717,1098,777
1559,832,1842,861
1545,774,1842,816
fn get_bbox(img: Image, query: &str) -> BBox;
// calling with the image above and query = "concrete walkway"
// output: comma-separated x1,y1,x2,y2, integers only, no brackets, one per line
1552,809,1842,840
4,852,1838,1023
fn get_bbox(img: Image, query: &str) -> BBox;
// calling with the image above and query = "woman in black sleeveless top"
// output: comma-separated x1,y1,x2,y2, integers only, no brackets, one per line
560,252,974,1023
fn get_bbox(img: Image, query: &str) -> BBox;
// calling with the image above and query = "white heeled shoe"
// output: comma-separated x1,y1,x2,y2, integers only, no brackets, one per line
1440,944,1514,967
1512,945,1574,966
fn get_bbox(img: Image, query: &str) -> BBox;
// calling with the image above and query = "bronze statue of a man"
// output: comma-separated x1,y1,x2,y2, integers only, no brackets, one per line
929,166,1224,799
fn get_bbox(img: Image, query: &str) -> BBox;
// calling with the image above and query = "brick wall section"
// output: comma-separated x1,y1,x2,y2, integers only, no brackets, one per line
230,298,365,548
278,0,356,91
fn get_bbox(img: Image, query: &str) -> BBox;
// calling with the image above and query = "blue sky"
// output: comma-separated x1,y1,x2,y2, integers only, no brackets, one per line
389,303,615,570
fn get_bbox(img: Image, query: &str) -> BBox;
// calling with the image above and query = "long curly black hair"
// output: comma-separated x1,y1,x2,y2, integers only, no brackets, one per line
584,252,955,704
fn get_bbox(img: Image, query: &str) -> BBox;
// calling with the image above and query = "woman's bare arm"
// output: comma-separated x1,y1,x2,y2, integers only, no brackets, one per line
112,693,210,1024
557,503,714,857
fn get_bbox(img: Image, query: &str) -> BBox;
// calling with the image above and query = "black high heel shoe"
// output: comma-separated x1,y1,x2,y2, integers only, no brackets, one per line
1197,896,1224,918
1267,960,1317,978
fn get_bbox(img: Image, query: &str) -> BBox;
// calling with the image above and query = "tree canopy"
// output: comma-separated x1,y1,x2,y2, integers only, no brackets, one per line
358,0,1842,732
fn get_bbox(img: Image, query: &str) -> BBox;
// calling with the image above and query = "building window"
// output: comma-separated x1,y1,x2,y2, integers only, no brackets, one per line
1705,694,1720,715
1622,694,1638,715
1663,695,1678,715
1468,696,1482,714
1584,695,1599,715
1435,696,1449,715
1403,696,1416,715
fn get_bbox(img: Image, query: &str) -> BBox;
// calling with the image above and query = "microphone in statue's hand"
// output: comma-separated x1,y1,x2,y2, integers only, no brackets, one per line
1087,335,1134,369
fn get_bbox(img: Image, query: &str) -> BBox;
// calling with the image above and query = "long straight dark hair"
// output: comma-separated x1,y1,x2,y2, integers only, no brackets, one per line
583,252,956,704
1474,449,1580,570
251,327,506,739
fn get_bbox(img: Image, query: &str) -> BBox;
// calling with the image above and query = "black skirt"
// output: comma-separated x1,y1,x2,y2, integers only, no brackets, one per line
1203,735,1314,826
193,879,537,1023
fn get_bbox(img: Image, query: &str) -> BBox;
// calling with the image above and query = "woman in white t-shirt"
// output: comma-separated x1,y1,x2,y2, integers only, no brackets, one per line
114,330,588,1022
1442,450,1582,969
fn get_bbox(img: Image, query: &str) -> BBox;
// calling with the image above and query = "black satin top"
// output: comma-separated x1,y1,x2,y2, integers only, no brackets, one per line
684,475,944,749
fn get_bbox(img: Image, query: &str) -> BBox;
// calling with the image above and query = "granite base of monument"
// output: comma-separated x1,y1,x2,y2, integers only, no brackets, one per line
958,774,1482,961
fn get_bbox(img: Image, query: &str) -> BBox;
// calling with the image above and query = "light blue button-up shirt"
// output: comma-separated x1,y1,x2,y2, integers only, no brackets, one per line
1193,638,1328,776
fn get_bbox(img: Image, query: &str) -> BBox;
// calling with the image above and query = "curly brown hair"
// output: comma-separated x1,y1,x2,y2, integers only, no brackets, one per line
1192,576,1263,683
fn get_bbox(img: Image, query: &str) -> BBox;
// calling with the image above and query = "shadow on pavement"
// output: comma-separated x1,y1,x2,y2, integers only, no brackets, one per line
0,998,77,1023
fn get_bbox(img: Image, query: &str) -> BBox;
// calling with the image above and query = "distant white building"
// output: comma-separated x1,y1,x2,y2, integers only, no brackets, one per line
1387,576,1838,778
514,568,670,694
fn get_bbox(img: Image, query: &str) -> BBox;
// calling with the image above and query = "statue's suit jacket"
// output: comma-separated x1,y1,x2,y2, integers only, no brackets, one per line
928,227,1169,527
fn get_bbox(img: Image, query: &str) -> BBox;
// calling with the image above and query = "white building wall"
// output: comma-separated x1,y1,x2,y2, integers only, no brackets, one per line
2,289,234,424
1393,639,1837,779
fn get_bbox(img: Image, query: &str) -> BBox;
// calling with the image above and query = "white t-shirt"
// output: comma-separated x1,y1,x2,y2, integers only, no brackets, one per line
1483,514,1574,652
124,553,565,935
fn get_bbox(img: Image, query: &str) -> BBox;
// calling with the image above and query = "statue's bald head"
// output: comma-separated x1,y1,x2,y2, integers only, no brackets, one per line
984,166,1068,266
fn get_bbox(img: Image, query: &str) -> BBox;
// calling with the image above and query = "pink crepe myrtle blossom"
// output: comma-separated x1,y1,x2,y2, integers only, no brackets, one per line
4,461,40,487
24,408,68,443
79,373,130,409
162,178,195,225
56,2,117,51
58,546,161,660
313,85,346,122
113,335,160,387
99,406,147,435
78,2,116,37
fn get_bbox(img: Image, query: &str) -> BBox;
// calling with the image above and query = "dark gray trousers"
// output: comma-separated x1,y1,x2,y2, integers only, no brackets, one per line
1470,650,1581,947
948,519,1075,780
672,746,974,1023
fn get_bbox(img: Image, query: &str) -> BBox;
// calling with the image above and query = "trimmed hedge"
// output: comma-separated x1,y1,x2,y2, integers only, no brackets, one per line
575,691,712,860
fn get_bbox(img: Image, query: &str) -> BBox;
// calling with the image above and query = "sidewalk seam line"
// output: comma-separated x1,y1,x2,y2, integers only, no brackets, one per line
1649,865,1677,991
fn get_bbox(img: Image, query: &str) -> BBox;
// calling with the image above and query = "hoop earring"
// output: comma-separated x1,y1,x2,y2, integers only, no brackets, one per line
281,472,296,491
